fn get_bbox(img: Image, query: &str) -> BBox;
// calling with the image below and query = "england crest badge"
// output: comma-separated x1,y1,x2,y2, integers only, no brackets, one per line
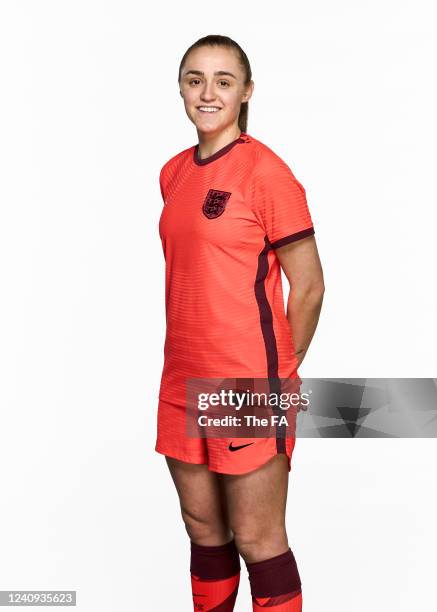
202,189,232,219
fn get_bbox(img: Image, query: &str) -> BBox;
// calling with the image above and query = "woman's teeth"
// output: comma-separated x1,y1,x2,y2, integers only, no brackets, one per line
198,107,220,113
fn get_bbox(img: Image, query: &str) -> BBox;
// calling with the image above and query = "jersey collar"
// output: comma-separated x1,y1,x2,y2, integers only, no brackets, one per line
193,132,251,166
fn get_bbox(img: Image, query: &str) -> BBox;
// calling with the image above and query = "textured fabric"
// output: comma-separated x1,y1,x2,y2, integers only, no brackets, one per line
158,132,314,406
246,548,302,611
252,592,302,611
155,397,297,475
190,539,241,611
155,132,313,474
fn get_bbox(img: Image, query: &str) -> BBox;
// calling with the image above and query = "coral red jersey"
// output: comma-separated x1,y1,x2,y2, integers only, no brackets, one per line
158,132,315,408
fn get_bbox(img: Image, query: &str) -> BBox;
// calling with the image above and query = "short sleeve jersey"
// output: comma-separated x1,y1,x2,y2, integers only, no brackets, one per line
158,132,315,407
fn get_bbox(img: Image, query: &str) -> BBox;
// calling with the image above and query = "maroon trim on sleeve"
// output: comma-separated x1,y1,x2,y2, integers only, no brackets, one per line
270,226,315,250
193,133,247,166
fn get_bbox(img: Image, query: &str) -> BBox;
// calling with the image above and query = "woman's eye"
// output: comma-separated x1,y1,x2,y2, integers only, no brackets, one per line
188,79,230,87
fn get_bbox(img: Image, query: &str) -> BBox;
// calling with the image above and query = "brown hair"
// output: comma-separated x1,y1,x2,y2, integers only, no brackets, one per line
178,35,252,133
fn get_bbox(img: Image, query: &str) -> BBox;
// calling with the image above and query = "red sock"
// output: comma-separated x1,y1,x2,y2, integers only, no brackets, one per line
246,548,302,611
190,539,241,611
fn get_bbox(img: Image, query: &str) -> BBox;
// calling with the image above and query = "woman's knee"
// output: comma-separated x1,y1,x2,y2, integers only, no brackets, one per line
180,505,231,545
233,523,289,562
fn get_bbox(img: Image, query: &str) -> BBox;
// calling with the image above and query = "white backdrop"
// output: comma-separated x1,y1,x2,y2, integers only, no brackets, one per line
0,1,436,610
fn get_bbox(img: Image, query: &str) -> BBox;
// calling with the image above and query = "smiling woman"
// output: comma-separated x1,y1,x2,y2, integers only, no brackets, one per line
155,34,324,612
177,38,254,159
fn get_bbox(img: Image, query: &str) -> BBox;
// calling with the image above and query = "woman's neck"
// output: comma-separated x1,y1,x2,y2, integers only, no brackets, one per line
196,126,242,160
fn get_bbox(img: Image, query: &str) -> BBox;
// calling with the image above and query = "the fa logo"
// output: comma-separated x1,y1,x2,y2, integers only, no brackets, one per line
202,189,232,219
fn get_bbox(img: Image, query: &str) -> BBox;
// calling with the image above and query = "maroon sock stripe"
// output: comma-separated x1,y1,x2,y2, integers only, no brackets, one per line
246,548,301,598
190,539,241,580
208,584,240,611
253,588,302,607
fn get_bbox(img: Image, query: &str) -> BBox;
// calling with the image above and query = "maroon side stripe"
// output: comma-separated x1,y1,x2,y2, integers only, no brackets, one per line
254,236,279,379
254,229,312,452
254,236,285,453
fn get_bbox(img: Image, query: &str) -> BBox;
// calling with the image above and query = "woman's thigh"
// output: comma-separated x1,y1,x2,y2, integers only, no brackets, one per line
165,456,232,545
219,454,290,561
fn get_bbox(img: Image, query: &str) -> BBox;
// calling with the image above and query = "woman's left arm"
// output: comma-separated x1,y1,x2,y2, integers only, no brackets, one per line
275,234,325,368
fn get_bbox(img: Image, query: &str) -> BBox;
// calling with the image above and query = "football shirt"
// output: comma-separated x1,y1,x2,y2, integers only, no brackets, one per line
158,132,315,407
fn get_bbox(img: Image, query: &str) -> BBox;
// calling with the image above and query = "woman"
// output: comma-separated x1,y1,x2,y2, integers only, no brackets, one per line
155,34,324,611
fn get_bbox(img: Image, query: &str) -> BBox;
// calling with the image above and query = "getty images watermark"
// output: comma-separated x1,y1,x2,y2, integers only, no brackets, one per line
187,376,308,439
186,377,437,438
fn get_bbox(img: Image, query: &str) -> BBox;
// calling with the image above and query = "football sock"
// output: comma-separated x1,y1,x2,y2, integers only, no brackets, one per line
190,539,241,611
246,548,302,611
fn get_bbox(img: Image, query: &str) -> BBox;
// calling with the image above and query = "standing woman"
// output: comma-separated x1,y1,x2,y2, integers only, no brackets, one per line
155,35,324,611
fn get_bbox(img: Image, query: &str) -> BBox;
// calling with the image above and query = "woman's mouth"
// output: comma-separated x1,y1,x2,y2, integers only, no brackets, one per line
197,106,221,113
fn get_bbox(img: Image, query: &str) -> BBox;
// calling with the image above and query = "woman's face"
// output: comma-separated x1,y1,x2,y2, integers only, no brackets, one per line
179,45,253,136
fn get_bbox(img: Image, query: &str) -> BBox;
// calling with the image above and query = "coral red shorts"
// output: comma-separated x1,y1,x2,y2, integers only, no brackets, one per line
155,398,297,475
